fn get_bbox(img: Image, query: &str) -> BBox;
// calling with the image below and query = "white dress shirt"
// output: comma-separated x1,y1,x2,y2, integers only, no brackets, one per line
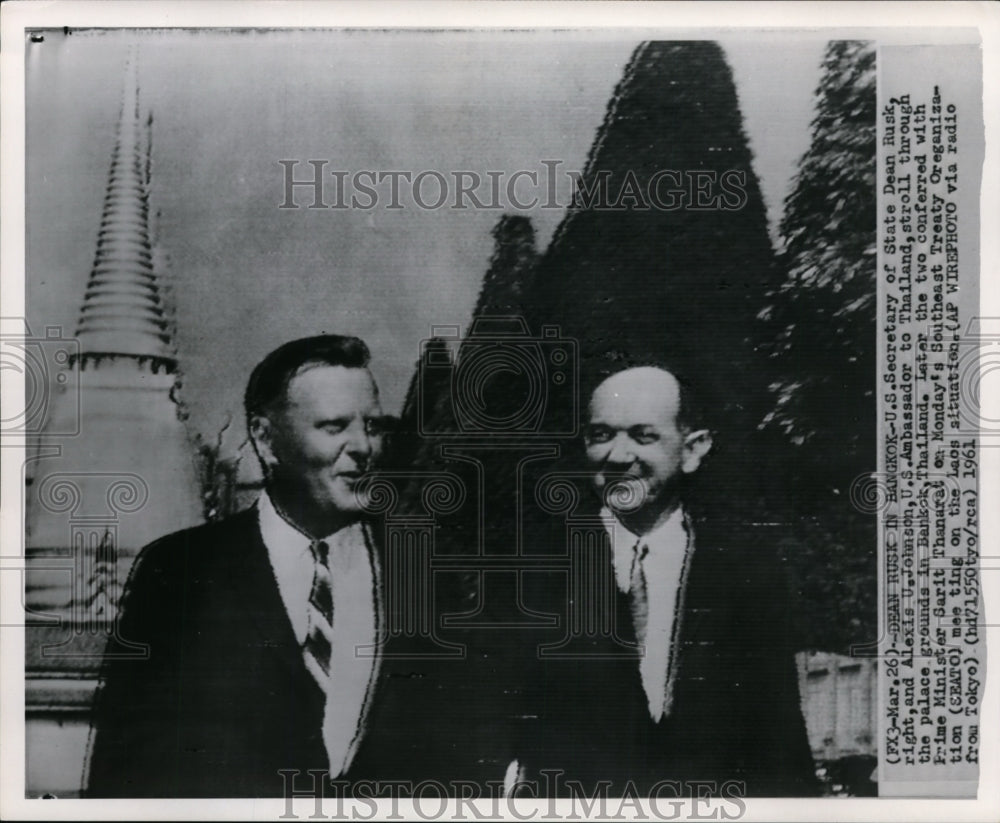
258,491,381,775
602,505,693,723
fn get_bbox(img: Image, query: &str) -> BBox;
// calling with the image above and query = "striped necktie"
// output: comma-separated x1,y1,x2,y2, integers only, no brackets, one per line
629,539,649,645
303,539,334,688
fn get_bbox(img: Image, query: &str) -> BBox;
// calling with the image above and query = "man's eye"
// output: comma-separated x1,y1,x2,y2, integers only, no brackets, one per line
320,421,347,434
365,418,389,437
585,426,613,443
630,428,659,445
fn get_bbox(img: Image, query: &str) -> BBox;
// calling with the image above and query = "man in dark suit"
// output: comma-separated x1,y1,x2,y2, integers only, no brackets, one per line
515,363,818,797
85,335,397,797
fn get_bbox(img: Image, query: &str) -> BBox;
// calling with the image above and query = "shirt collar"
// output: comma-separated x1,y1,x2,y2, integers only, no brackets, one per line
258,489,368,549
258,489,316,560
601,504,687,555
258,490,371,573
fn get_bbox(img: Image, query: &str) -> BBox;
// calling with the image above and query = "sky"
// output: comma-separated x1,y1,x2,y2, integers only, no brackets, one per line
25,28,827,456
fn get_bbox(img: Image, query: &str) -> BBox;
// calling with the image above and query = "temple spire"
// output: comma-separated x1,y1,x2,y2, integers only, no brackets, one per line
75,51,175,366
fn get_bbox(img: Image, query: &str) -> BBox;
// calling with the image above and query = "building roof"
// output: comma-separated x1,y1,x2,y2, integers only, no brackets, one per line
76,54,176,363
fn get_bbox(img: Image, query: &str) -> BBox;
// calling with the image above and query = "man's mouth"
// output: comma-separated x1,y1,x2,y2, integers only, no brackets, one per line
598,470,644,484
603,476,649,512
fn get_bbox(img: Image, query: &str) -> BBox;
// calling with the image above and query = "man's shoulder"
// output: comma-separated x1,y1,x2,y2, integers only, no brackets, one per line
692,514,783,556
688,516,790,594
129,506,261,579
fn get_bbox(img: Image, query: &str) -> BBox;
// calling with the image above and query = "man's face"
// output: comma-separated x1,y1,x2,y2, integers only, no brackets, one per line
254,365,385,520
584,367,710,515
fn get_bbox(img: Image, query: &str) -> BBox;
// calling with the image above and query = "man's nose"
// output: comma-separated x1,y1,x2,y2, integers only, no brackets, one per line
605,434,635,466
345,421,373,460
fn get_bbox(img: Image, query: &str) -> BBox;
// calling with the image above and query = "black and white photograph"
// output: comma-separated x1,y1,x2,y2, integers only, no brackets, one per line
1,2,995,820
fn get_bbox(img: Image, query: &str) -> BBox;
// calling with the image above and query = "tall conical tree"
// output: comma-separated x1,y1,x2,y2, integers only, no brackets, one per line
390,337,453,475
372,219,543,786
764,40,876,485
396,214,539,528
471,214,539,319
528,41,782,517
760,41,877,652
394,214,539,477
458,215,540,470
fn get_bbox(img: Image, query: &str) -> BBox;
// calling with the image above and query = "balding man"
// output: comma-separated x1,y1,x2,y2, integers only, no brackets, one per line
515,363,818,797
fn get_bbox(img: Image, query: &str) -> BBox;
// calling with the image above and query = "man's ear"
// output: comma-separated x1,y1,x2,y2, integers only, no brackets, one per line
681,429,713,474
248,414,278,471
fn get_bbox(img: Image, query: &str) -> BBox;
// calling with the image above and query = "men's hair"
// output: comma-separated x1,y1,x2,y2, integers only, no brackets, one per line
584,351,712,433
244,334,371,424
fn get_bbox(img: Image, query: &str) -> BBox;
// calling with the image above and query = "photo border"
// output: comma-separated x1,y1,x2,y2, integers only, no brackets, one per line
2,2,997,821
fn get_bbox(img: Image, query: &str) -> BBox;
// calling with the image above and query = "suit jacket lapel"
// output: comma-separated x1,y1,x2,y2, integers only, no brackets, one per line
224,506,317,684
676,545,714,649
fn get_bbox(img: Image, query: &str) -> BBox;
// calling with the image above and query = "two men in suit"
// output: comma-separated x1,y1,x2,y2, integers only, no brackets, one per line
86,339,816,798
515,362,818,797
86,335,393,797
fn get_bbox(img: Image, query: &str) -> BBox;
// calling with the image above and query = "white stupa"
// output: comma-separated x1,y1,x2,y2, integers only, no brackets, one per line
25,53,203,797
